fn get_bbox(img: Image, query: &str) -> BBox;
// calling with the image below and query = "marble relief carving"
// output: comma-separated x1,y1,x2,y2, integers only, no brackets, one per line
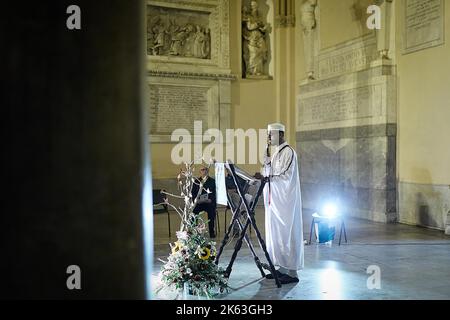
147,6,211,59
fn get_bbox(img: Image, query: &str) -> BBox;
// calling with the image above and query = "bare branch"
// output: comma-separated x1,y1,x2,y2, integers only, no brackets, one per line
161,190,184,199
164,202,184,220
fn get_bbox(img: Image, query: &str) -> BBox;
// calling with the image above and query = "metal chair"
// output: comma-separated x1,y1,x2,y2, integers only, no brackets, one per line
198,209,220,237
224,205,230,230
153,189,171,237
215,209,220,234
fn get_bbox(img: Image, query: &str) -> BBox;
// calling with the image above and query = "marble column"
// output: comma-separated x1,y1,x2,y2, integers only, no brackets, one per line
2,1,151,299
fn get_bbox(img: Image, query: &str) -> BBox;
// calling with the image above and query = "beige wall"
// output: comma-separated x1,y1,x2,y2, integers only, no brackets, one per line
151,144,179,179
396,1,450,186
320,0,374,49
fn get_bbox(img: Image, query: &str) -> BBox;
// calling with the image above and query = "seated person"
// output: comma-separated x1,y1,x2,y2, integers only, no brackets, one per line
192,165,217,238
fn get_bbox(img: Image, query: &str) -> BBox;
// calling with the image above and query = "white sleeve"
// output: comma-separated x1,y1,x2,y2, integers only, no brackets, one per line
261,161,271,177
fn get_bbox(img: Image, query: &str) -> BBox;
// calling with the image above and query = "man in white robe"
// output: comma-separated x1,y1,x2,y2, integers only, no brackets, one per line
261,123,304,284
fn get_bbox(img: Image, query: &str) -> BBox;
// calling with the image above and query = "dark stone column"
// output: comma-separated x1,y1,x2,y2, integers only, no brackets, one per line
2,1,151,299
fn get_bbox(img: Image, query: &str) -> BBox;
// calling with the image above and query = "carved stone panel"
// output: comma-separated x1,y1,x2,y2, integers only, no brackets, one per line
147,6,211,59
316,35,379,80
298,85,382,126
149,84,210,135
148,74,231,143
147,0,230,74
297,67,397,132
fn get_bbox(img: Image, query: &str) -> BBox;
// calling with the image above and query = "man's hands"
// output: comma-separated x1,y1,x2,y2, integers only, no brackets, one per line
255,172,270,183
254,172,263,180
266,136,271,157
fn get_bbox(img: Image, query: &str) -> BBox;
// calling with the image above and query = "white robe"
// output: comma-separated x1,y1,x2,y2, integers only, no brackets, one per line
262,142,304,271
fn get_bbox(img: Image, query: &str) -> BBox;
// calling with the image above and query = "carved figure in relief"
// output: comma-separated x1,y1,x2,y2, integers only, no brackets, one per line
242,1,269,77
300,0,317,80
183,24,196,57
152,25,168,56
193,25,207,58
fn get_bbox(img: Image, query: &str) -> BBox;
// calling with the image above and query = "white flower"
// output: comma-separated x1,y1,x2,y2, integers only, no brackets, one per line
176,231,188,241
186,268,192,275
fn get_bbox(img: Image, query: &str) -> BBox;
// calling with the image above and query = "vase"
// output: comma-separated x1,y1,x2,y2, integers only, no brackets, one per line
182,283,196,300
181,283,212,300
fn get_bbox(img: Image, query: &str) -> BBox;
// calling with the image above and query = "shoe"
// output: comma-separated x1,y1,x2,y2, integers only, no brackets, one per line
265,270,285,279
279,274,299,284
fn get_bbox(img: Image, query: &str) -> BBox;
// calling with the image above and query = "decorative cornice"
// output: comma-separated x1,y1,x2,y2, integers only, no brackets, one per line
148,70,236,81
148,0,216,10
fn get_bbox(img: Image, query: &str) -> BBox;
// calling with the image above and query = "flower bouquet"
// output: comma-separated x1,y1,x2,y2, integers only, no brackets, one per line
156,162,228,298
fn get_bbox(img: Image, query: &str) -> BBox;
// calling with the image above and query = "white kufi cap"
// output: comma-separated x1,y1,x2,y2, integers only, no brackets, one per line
267,123,285,132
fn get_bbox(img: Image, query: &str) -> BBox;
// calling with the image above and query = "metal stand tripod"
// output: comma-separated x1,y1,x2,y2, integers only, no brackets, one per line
215,162,281,288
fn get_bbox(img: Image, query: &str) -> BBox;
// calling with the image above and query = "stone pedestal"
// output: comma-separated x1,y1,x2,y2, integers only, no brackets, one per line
446,212,450,235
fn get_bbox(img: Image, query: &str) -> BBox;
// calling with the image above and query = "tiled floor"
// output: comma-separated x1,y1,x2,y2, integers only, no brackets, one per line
151,207,450,300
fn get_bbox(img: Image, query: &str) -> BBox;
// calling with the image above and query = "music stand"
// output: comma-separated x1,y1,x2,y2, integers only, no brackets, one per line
215,162,282,288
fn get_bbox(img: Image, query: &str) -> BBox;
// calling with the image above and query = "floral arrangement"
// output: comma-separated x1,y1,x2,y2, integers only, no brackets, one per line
156,162,228,298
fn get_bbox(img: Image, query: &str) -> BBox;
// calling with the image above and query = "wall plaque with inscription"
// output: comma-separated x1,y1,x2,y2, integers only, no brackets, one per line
149,84,210,135
318,42,378,79
403,0,444,54
298,85,382,125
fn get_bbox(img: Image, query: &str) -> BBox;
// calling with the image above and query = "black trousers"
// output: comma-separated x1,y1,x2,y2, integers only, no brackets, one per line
193,204,216,235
